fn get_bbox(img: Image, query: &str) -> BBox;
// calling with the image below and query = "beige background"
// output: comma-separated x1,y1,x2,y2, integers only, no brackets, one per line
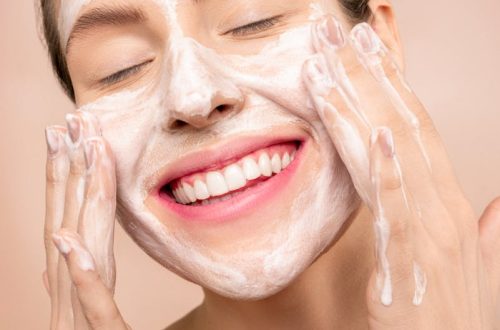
1,0,499,328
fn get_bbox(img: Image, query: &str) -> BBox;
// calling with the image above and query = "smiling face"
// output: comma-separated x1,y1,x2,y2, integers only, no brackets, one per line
60,0,360,300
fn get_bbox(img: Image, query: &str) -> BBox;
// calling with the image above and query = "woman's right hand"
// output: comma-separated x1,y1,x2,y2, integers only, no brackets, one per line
43,112,129,329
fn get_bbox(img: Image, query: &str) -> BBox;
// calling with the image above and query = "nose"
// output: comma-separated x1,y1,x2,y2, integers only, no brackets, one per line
164,41,244,130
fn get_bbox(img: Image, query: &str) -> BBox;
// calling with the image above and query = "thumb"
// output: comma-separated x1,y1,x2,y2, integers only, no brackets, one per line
52,229,128,330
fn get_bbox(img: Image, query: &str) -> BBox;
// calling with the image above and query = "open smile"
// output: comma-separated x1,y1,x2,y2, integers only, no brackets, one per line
154,134,308,223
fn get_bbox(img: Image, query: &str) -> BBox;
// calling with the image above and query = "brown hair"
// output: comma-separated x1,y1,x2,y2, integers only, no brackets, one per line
39,0,74,101
38,0,371,102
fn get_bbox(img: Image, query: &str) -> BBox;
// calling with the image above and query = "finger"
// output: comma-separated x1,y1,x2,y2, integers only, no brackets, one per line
306,16,457,237
311,14,372,130
57,113,100,328
44,125,70,327
79,136,117,290
308,16,434,192
479,197,500,296
303,56,370,192
52,230,128,330
61,112,100,232
366,128,419,310
348,23,468,217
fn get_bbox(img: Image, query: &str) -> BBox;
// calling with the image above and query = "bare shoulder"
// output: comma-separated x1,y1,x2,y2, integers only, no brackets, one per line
163,308,200,330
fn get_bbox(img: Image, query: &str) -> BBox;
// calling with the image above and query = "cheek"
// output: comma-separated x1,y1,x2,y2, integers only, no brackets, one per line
223,25,318,123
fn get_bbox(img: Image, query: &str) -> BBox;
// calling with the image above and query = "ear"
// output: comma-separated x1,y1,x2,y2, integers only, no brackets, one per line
367,0,405,71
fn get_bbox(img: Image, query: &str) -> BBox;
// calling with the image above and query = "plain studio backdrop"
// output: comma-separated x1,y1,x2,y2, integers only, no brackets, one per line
1,1,499,328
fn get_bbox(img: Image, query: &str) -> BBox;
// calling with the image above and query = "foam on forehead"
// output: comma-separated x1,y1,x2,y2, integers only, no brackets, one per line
59,0,90,45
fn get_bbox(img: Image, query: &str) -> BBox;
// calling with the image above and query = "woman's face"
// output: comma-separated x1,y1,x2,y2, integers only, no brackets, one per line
62,0,359,299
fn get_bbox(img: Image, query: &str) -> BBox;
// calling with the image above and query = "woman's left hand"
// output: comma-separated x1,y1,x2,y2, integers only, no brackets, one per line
303,15,500,328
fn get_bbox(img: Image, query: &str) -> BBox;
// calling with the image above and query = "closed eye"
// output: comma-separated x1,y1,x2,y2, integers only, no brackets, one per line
223,15,283,37
99,59,153,86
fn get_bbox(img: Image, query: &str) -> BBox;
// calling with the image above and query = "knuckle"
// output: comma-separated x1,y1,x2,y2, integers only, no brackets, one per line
43,231,54,248
378,168,403,192
46,163,69,183
381,55,400,80
412,106,437,135
72,268,100,288
86,307,121,330
438,233,462,262
389,218,408,244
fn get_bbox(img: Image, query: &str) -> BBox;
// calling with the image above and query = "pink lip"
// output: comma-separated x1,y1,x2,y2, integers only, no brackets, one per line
153,134,308,223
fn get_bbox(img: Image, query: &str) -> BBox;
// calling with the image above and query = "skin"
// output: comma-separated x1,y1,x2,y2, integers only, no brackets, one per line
43,0,500,329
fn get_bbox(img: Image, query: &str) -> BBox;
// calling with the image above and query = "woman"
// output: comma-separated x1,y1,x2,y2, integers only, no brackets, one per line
39,0,500,328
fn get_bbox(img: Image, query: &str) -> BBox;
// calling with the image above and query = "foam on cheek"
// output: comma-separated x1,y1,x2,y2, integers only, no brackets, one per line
77,2,359,299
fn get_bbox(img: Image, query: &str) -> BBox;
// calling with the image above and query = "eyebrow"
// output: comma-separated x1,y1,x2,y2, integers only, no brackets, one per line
66,5,147,54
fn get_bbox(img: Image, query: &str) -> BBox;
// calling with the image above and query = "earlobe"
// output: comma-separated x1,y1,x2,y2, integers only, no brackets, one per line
367,0,405,71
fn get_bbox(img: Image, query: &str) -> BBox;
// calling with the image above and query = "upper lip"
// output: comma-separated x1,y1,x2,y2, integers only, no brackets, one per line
151,130,307,194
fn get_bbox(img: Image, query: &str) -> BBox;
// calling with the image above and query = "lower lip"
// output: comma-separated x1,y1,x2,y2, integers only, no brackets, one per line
155,140,307,224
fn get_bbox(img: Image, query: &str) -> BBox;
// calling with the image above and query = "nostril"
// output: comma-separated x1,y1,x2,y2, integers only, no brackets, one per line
215,104,231,113
170,119,188,130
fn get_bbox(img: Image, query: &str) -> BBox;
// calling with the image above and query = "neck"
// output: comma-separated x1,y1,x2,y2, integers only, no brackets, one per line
192,206,374,329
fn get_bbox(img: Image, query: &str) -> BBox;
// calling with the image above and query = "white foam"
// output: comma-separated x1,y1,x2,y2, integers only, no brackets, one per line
60,1,359,299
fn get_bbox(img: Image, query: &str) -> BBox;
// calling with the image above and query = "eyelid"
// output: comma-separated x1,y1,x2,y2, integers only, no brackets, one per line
222,15,284,37
99,59,154,86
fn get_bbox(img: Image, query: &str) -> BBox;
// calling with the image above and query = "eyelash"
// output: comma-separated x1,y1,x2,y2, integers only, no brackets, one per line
100,60,152,86
225,15,283,37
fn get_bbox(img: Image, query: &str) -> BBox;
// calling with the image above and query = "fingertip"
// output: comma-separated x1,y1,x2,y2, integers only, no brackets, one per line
65,113,82,146
52,232,71,255
372,127,395,159
312,14,346,52
77,110,102,138
54,231,96,272
45,126,69,161
350,22,381,55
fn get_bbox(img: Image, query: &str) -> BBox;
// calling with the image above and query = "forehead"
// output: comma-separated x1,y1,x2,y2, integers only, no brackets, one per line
58,0,181,47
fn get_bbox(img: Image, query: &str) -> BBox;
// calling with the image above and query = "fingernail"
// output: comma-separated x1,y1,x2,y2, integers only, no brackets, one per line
83,139,98,169
45,127,60,156
377,127,395,158
316,15,345,49
304,56,335,95
65,113,81,144
52,234,71,255
351,23,380,54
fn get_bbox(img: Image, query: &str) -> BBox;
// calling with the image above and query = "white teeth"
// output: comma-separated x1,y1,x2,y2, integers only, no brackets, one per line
224,164,247,191
173,189,182,203
271,153,282,174
194,180,210,200
182,182,197,203
206,171,229,197
173,148,298,204
258,153,272,177
282,152,291,168
177,187,190,204
242,157,261,180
